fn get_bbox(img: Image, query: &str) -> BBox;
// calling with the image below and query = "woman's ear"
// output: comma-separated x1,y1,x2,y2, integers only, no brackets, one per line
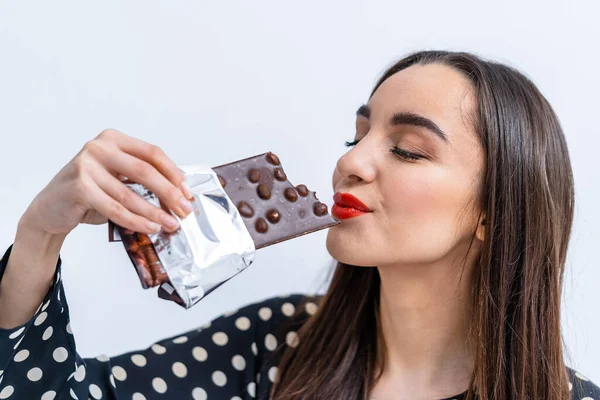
475,216,486,242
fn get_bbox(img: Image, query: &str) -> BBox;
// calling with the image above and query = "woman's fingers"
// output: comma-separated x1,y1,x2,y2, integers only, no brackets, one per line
92,166,180,232
100,130,192,199
91,140,194,219
83,180,162,235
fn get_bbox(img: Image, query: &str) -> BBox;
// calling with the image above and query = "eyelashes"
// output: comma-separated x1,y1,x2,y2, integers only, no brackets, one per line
344,140,424,161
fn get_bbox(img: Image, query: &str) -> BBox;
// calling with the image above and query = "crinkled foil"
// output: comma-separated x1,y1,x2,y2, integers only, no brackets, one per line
124,165,255,308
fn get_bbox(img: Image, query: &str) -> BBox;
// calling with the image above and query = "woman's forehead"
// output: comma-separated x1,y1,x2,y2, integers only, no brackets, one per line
367,64,477,136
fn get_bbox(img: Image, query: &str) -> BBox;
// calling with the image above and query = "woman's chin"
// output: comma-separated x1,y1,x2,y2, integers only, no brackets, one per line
326,230,376,267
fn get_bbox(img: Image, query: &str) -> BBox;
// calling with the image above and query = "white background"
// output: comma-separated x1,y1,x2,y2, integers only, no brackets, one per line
1,0,598,383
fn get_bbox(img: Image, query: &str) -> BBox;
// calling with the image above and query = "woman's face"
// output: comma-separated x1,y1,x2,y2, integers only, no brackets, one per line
326,63,485,268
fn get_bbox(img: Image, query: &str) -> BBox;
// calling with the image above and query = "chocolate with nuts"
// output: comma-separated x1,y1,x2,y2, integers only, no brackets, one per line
213,152,338,249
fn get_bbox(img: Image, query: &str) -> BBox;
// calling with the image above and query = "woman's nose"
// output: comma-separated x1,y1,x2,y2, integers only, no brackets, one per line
335,140,377,185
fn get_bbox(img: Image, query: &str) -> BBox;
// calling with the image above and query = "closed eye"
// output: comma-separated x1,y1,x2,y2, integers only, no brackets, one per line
345,140,424,161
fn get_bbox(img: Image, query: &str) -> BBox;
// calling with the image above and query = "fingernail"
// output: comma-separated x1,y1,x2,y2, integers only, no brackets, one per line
181,181,193,200
146,221,161,233
180,197,194,215
161,213,179,230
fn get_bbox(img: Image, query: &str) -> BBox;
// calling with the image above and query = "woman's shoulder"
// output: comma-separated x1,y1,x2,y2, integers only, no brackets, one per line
567,367,600,399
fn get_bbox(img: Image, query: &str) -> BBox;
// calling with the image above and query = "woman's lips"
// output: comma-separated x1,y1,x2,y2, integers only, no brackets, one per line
332,192,372,220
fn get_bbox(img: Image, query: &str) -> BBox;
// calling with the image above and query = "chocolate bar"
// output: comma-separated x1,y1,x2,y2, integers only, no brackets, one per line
111,152,338,291
213,152,337,249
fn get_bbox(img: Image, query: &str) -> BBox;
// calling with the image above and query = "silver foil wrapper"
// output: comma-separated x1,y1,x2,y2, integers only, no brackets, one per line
125,165,255,308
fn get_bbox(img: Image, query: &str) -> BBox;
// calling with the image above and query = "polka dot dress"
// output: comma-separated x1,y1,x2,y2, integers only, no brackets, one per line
1,245,599,400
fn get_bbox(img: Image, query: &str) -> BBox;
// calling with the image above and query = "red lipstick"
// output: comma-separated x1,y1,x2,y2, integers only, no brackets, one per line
332,192,372,220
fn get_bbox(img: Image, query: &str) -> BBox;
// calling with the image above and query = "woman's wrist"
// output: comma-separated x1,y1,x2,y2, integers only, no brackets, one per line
0,216,67,329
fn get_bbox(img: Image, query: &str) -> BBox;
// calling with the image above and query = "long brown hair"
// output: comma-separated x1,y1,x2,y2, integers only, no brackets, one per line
272,51,574,400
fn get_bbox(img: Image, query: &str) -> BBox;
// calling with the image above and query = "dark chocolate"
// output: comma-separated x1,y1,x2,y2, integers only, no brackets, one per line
257,184,271,200
213,152,338,249
296,184,309,197
266,209,281,224
238,201,255,218
313,202,328,216
274,168,287,181
248,169,260,183
255,218,268,233
266,152,280,165
284,187,298,202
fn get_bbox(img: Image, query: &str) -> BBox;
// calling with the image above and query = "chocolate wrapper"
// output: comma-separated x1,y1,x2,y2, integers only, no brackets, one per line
112,165,255,309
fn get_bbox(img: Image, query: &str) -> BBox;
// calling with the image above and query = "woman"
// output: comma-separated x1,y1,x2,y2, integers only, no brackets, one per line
0,51,597,400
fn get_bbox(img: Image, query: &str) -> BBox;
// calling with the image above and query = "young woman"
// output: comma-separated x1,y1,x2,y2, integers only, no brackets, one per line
0,51,598,400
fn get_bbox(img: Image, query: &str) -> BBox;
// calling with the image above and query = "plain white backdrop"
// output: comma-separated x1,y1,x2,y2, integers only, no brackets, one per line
1,0,598,384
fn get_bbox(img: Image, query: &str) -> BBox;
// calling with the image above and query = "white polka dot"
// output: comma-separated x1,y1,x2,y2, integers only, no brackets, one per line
172,336,188,344
112,366,127,381
131,354,147,367
212,332,228,346
172,362,188,378
281,302,295,317
232,397,242,400
0,385,14,399
27,367,43,381
582,398,594,400
235,316,251,331
89,384,102,399
192,346,208,362
42,326,53,341
53,347,68,363
152,377,167,393
259,307,272,321
14,349,29,362
13,337,23,350
66,322,72,334
305,301,318,315
232,355,246,371
34,312,48,326
132,393,146,400
212,370,227,386
41,390,56,400
286,331,299,347
74,365,86,382
8,327,25,339
41,299,51,312
191,387,207,400
70,388,78,399
575,371,589,381
109,374,116,388
269,366,279,382
265,333,277,351
251,342,258,356
96,354,109,362
247,382,256,398
151,344,166,355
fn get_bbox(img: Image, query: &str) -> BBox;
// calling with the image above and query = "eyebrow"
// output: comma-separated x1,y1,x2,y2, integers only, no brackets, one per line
356,104,449,144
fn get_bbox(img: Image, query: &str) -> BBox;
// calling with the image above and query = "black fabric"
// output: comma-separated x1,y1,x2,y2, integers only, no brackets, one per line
0,246,597,400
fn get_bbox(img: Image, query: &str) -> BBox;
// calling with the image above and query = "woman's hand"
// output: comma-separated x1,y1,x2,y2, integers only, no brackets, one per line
21,128,193,236
0,129,193,329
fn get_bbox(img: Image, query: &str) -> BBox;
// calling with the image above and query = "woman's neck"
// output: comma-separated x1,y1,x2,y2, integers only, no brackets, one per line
373,256,476,399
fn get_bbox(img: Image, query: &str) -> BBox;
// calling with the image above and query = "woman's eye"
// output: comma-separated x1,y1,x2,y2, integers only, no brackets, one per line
390,146,423,161
344,139,359,147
